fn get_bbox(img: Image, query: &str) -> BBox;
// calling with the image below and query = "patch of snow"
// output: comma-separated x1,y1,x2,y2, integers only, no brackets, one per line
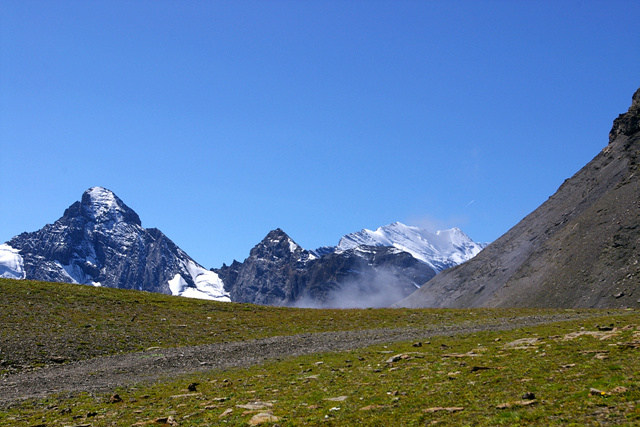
85,187,120,220
288,238,299,253
91,281,102,287
84,187,141,231
54,261,83,284
184,260,230,301
168,273,188,295
168,261,230,301
0,244,25,279
179,285,228,300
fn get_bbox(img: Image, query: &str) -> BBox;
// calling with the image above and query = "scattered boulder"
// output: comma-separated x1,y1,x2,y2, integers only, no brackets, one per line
496,400,537,409
248,412,280,425
504,338,542,348
470,366,492,372
359,404,390,411
385,352,423,363
324,396,348,402
590,386,628,396
443,351,481,358
611,386,629,394
141,416,177,426
169,393,201,399
219,408,233,418
236,401,274,410
423,406,464,413
563,330,620,341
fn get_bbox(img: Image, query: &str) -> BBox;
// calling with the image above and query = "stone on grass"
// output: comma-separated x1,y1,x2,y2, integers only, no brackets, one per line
324,396,348,402
496,400,537,409
219,408,233,418
359,404,390,411
236,401,274,410
504,338,542,349
169,393,201,399
423,406,464,413
442,351,481,358
611,386,628,394
248,412,280,425
563,330,620,341
385,352,423,363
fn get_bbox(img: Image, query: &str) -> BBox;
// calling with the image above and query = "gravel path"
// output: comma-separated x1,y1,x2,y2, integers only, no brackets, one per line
0,312,604,406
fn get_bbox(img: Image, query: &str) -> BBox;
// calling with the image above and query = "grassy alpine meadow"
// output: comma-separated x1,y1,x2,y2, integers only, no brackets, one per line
0,278,595,375
3,311,640,426
2,278,640,426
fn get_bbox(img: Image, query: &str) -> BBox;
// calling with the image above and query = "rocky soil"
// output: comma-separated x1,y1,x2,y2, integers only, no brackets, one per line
0,311,604,407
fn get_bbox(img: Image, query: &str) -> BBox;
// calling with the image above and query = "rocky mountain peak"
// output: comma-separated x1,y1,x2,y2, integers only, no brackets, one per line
62,187,142,227
609,87,640,144
4,187,228,300
250,228,301,258
264,228,290,242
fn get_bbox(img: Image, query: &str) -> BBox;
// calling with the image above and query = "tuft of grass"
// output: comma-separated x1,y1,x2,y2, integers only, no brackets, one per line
3,311,640,426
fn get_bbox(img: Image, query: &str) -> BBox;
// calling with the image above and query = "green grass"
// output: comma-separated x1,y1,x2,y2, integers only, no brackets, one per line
2,278,640,426
0,278,595,374
4,312,640,426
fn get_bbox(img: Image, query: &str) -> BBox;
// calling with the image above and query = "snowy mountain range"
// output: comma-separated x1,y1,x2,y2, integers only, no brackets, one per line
336,222,485,272
1,187,485,307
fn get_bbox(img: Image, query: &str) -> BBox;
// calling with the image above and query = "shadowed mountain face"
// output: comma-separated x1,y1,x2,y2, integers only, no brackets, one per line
5,187,229,301
214,229,436,308
395,88,640,309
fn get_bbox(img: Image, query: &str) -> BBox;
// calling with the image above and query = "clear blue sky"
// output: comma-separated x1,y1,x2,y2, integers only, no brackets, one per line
1,0,639,268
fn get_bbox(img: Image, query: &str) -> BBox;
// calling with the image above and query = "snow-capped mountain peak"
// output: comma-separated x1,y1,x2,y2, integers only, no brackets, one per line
3,187,229,301
337,222,485,272
78,186,142,226
84,187,121,218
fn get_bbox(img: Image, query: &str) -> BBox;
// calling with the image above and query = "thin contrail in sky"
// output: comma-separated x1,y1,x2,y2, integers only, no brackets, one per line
464,200,475,208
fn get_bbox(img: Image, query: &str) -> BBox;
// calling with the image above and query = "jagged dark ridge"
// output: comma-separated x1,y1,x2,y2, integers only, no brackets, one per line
215,228,435,307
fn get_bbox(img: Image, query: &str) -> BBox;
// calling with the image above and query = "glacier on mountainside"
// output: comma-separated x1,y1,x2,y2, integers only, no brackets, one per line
336,222,486,272
0,244,25,279
179,259,230,301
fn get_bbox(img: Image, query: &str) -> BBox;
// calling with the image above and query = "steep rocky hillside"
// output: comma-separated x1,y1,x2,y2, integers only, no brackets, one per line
395,88,640,308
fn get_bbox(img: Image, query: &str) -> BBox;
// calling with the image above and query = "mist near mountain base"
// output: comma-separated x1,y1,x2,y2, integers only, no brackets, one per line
292,267,418,309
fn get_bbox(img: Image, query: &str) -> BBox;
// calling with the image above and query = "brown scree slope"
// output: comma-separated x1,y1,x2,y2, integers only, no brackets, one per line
395,88,640,308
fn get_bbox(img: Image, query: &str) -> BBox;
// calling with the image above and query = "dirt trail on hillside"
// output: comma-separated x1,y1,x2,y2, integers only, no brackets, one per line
0,312,608,406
